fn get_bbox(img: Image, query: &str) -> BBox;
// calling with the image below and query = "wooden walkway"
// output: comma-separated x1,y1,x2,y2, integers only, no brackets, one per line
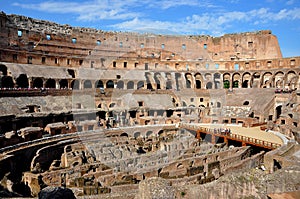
179,123,281,150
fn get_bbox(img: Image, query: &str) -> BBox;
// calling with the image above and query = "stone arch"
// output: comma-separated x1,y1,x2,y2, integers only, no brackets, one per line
106,80,114,88
16,74,29,88
194,73,203,89
232,73,241,88
137,81,144,89
45,79,55,88
285,70,298,89
95,80,104,88
59,79,68,89
165,72,173,90
134,132,141,138
1,76,14,88
109,102,116,108
145,72,155,90
213,73,221,89
185,73,193,89
127,81,134,89
252,72,261,88
154,73,161,89
274,71,284,88
33,78,43,88
223,73,231,89
242,72,251,88
116,80,124,89
0,64,8,76
71,79,80,90
206,82,213,89
261,72,273,88
83,80,92,89
146,131,153,137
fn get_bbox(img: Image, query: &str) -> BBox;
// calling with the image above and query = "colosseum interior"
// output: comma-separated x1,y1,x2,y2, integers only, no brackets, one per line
0,12,299,198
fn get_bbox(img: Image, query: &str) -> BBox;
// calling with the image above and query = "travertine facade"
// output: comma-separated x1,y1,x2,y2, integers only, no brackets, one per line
0,12,299,198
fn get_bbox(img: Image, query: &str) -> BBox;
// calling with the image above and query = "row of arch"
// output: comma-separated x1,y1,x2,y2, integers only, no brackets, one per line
1,64,299,90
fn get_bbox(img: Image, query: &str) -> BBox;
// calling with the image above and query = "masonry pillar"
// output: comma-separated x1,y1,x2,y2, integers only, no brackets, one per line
211,134,216,144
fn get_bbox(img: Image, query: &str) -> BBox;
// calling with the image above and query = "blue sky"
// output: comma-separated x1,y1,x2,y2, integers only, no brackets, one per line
1,0,300,57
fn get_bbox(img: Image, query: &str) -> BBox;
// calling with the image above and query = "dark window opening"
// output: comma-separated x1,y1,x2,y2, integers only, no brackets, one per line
67,69,75,78
124,62,127,68
42,57,46,64
129,111,136,118
116,75,121,79
55,58,58,64
67,59,70,65
27,56,32,64
138,101,144,107
200,98,204,102
13,54,18,61
135,62,138,68
196,80,201,89
145,63,148,70
243,101,249,105
79,60,83,65
113,61,116,68
91,61,94,68
273,159,282,171
248,41,253,48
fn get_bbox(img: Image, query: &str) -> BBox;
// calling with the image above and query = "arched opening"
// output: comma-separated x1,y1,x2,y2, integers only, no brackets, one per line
216,102,221,108
1,76,14,88
147,83,153,90
146,131,153,137
106,80,114,88
83,80,92,89
195,80,201,89
243,101,250,105
276,105,282,119
59,79,68,89
134,132,141,138
185,73,192,89
242,80,248,88
117,81,124,89
127,81,134,89
16,74,29,88
95,80,104,88
33,78,43,88
109,102,116,108
120,133,128,137
206,82,213,89
45,78,56,88
71,79,80,90
154,73,161,89
0,64,8,76
137,81,144,89
223,80,230,89
233,80,239,88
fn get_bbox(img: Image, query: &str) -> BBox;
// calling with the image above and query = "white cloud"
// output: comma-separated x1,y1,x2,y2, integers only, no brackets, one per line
12,0,215,21
286,0,295,5
110,7,300,35
11,1,300,36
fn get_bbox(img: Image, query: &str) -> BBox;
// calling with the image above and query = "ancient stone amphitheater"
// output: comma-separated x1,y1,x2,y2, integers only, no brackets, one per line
0,12,299,198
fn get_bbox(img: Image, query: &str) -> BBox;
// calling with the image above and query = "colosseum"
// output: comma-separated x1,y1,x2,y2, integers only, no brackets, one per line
0,12,299,198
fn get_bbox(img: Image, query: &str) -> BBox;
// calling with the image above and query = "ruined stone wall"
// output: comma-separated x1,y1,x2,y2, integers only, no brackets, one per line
0,12,287,72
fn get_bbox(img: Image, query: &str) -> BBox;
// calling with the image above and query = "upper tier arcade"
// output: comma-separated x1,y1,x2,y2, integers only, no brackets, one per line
0,12,286,71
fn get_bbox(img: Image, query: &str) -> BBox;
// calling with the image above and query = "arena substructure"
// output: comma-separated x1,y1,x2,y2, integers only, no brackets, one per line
0,12,299,198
